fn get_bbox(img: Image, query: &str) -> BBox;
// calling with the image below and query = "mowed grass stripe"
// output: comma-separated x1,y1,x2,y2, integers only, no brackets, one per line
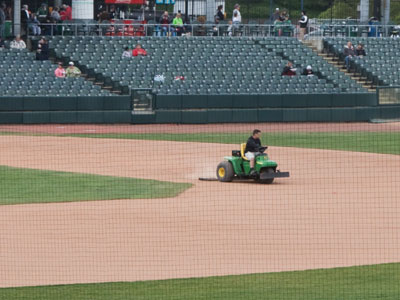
62,132,400,155
1,263,400,299
1,131,399,155
0,166,191,205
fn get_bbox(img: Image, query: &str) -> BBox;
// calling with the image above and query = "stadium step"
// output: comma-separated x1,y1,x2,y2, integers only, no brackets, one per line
304,43,376,92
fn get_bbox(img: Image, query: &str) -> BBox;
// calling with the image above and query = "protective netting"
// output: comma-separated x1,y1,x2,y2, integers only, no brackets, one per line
0,122,400,299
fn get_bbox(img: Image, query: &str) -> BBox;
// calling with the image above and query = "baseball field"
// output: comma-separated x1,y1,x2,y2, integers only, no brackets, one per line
1,122,399,299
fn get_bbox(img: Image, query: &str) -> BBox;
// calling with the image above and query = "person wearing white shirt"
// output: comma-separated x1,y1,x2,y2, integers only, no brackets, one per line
232,4,241,35
10,35,26,49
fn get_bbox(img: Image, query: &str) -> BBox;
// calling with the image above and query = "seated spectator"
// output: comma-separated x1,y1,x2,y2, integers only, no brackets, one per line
36,37,49,60
227,20,233,36
0,37,5,50
172,13,184,36
66,62,81,77
51,7,61,22
36,3,48,22
343,41,355,70
122,47,131,58
132,44,147,56
302,65,314,76
281,61,296,76
55,62,66,78
28,13,41,36
355,44,366,57
159,11,170,36
10,35,26,49
61,4,72,21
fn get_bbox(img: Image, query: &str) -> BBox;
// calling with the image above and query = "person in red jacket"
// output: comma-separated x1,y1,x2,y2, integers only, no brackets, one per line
132,44,147,57
61,4,72,21
281,61,296,76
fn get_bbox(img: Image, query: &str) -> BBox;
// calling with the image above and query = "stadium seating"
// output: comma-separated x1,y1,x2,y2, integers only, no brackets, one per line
48,36,368,96
0,48,113,97
323,37,400,87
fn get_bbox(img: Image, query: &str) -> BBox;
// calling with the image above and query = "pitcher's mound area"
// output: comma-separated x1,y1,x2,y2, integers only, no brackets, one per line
0,136,400,287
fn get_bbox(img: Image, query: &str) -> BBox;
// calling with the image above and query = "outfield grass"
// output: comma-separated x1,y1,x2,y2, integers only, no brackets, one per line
56,132,400,156
1,263,399,299
0,166,191,205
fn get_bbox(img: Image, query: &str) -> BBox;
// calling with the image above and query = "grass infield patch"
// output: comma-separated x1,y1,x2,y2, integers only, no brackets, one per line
1,263,399,299
0,166,191,205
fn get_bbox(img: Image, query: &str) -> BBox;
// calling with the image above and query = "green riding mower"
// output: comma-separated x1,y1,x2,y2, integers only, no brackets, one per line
215,144,290,184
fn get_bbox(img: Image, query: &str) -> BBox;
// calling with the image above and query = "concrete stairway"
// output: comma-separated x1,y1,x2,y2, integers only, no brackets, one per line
303,41,376,93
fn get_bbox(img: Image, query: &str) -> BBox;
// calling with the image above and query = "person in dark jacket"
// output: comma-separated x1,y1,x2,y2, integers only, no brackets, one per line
302,65,314,76
215,5,224,21
36,37,49,60
344,41,355,70
281,61,296,76
159,11,170,36
355,44,366,57
244,129,263,175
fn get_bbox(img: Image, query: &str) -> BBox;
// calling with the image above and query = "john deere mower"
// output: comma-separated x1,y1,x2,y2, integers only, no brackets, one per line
214,144,290,184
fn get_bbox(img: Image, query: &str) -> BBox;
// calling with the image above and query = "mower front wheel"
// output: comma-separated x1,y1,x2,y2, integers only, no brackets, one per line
258,167,275,184
216,161,234,182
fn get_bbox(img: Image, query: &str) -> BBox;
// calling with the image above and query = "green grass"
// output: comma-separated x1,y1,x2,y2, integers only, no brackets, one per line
0,166,191,205
47,131,400,156
1,263,399,299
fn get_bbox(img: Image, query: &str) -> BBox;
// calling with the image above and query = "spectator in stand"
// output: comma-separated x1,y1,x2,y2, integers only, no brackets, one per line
21,4,30,36
61,4,72,21
355,44,366,57
51,7,61,22
36,37,49,60
66,62,81,77
122,47,131,58
298,10,308,40
272,8,280,22
36,3,47,22
281,61,296,76
344,41,355,70
0,36,5,49
159,11,170,36
282,15,292,36
10,34,26,49
274,16,283,36
172,13,184,36
0,3,6,39
108,5,116,19
55,62,66,78
132,44,147,56
28,13,41,35
302,65,314,76
232,4,241,34
227,20,233,36
215,5,224,21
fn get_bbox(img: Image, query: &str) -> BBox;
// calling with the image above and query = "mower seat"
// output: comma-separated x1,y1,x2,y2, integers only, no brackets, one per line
240,143,249,160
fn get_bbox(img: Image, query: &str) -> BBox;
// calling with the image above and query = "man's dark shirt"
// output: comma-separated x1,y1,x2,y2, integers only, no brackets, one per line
245,136,261,153
356,49,366,56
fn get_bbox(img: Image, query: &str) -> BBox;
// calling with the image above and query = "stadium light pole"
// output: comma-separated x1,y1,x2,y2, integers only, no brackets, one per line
185,0,189,21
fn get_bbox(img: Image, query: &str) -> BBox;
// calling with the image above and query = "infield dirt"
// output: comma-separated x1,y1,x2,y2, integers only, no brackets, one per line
0,133,400,287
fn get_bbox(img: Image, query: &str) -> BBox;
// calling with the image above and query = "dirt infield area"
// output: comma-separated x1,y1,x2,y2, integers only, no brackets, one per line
0,126,400,288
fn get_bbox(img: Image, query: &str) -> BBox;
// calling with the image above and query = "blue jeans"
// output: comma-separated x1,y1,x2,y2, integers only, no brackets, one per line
345,56,352,70
0,23,5,38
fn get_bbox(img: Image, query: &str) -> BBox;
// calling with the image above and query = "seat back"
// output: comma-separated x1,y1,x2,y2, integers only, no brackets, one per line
240,143,248,160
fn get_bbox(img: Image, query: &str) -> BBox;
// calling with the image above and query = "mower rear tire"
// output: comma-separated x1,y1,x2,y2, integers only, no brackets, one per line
216,161,234,182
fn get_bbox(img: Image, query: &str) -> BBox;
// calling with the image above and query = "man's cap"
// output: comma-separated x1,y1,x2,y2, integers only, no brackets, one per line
276,8,279,10
69,62,74,66
306,65,312,70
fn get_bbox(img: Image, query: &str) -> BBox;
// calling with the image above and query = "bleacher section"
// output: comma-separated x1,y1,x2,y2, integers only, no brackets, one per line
2,36,398,124
323,37,400,87
49,36,368,96
0,49,112,96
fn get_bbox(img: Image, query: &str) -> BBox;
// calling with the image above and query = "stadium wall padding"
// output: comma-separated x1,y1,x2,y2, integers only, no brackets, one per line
154,93,378,110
